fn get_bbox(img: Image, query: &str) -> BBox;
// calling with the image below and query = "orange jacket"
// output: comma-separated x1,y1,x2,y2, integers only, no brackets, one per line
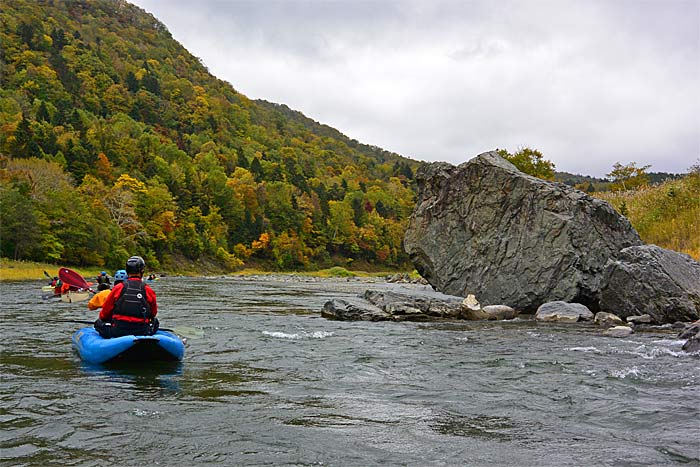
87,289,111,311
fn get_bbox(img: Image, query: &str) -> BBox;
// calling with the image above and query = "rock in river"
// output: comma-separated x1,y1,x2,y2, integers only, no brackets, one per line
404,151,641,312
321,289,519,322
535,301,594,323
599,245,700,324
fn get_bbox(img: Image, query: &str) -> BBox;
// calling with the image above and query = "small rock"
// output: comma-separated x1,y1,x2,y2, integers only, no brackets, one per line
385,303,423,315
594,312,624,327
461,308,488,320
462,294,481,311
535,301,594,323
678,320,700,339
460,294,489,320
626,314,653,324
682,336,700,352
482,305,518,320
604,326,634,338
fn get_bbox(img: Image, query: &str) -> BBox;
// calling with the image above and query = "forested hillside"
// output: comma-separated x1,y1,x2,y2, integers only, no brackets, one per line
0,0,418,272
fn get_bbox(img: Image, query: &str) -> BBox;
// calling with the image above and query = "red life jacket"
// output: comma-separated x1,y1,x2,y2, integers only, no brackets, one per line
112,280,153,324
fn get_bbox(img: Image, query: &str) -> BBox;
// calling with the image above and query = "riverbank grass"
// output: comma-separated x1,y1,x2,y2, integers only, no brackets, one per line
1,259,415,282
0,259,101,282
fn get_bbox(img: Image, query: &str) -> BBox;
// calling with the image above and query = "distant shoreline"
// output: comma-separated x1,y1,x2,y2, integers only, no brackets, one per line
0,259,412,282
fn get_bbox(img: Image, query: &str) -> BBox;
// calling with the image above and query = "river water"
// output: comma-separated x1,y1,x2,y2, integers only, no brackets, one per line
1,276,698,466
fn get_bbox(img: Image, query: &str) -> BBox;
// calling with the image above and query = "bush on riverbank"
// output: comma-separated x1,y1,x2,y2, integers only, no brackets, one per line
596,171,700,260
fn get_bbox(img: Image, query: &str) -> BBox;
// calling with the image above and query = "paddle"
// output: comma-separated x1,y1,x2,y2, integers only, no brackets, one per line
62,320,203,339
58,267,96,293
44,270,52,279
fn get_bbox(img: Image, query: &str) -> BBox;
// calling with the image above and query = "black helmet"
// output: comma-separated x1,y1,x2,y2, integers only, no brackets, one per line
125,255,146,274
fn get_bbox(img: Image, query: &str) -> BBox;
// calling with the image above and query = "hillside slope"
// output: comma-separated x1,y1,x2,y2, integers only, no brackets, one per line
0,0,417,271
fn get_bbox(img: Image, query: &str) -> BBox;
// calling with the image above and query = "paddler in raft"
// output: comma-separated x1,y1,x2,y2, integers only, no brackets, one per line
55,277,80,296
87,269,127,311
96,271,112,287
94,256,159,338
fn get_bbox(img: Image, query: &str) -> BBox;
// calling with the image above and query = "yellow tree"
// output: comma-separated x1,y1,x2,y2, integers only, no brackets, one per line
497,147,556,180
607,162,651,191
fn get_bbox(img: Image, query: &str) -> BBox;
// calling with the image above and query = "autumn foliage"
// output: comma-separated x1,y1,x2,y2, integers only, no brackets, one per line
0,0,417,271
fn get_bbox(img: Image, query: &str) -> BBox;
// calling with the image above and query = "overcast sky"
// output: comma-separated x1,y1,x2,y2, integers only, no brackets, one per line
130,0,698,176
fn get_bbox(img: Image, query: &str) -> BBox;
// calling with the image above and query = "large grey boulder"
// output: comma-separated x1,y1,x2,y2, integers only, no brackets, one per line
404,152,642,311
599,245,700,324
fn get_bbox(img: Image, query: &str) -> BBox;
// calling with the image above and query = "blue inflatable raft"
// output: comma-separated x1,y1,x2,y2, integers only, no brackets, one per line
72,327,185,364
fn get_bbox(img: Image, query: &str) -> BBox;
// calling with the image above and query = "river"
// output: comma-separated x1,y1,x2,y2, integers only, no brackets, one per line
1,276,698,466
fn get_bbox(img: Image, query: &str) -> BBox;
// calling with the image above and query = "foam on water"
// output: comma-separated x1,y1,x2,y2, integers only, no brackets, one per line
565,346,602,354
610,366,644,379
133,409,160,417
262,330,334,340
627,344,689,360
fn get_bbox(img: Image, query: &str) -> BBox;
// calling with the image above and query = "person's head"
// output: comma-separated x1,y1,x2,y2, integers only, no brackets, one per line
125,256,146,277
100,271,107,276
113,269,128,285
97,283,110,291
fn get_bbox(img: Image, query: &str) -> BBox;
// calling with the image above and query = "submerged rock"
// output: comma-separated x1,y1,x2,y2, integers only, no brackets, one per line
535,301,594,323
679,320,700,353
404,151,641,312
604,326,634,338
678,320,700,340
599,245,700,324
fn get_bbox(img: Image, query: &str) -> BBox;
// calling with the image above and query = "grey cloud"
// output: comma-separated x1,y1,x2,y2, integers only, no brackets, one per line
132,0,699,176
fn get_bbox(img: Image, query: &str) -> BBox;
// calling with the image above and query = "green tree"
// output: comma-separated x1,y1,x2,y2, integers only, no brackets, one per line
607,162,651,191
125,71,140,92
0,185,42,260
497,147,556,180
9,116,40,159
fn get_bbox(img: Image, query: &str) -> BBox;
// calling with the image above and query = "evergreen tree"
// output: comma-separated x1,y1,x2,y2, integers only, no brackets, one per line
236,149,248,169
17,22,35,46
125,71,139,92
10,116,38,158
249,157,263,181
50,27,67,51
141,73,160,95
37,101,50,122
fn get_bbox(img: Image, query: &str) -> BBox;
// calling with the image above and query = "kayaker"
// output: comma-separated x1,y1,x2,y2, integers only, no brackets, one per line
96,271,111,286
87,269,127,311
53,278,63,296
94,256,159,338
